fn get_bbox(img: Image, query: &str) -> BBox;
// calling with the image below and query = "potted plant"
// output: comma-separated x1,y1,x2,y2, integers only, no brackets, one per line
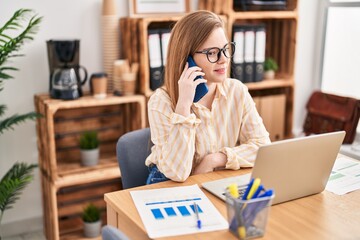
0,9,41,238
79,131,100,166
82,203,102,238
264,57,278,80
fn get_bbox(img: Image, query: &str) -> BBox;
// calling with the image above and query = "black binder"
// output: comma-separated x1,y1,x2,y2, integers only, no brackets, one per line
243,25,255,83
148,29,163,91
234,0,287,11
254,24,266,82
231,26,245,82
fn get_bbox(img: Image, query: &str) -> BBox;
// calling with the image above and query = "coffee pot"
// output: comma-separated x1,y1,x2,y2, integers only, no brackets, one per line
47,40,87,100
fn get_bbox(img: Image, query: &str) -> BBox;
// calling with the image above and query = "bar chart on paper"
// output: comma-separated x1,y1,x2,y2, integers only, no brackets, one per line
130,185,228,238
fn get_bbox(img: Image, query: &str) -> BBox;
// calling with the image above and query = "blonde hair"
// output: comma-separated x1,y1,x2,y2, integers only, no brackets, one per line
163,10,225,109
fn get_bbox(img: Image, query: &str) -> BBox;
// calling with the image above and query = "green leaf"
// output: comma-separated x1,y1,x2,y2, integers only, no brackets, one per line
0,72,14,79
0,163,38,213
0,9,42,77
0,112,40,134
82,203,101,223
0,105,6,117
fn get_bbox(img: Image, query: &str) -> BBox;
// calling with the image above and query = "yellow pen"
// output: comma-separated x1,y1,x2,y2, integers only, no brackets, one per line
247,178,261,200
228,183,246,239
228,183,239,198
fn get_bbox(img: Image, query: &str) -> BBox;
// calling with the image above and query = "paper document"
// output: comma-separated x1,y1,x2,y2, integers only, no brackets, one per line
326,156,360,195
130,184,228,238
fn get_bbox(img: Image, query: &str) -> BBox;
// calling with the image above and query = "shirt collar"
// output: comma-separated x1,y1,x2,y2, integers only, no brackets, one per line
216,82,227,100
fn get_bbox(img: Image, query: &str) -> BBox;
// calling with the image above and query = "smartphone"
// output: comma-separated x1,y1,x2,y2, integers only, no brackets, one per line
187,56,208,102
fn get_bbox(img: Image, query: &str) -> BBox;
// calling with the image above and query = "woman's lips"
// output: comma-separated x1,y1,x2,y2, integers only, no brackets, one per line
214,68,226,74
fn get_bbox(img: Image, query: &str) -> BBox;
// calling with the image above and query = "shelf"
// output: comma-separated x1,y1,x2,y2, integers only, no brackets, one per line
246,79,294,91
37,93,146,114
35,93,147,240
231,10,298,20
55,157,120,188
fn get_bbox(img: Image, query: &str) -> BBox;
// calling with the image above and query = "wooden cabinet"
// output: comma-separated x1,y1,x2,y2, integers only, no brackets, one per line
253,94,286,141
34,94,146,240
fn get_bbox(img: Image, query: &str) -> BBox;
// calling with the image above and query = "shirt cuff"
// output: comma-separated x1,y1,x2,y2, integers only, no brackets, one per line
170,112,201,126
220,147,254,170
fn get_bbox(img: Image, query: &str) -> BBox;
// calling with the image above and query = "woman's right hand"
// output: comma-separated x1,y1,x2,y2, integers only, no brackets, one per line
175,62,207,117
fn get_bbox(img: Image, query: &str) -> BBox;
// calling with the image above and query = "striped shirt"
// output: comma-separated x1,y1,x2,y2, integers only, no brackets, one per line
145,78,271,182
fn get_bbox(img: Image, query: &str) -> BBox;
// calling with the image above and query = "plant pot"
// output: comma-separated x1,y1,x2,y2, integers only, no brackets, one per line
80,148,99,166
83,220,102,238
264,70,275,80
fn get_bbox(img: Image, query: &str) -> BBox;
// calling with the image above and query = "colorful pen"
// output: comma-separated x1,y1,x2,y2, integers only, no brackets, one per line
252,184,264,199
228,183,239,198
242,178,254,200
194,202,202,229
228,183,246,239
246,178,261,200
258,189,273,198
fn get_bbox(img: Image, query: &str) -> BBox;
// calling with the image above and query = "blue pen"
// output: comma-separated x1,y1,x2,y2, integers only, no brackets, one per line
242,178,255,200
252,184,264,199
193,202,201,229
258,189,273,198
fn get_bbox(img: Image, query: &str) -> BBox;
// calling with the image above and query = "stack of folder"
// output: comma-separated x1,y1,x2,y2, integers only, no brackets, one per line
232,24,266,83
147,28,171,91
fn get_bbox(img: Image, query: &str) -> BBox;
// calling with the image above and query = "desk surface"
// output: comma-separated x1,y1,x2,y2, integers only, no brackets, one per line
105,166,360,240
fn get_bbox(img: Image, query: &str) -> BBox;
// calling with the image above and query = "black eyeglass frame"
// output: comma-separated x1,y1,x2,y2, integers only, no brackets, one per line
194,42,236,63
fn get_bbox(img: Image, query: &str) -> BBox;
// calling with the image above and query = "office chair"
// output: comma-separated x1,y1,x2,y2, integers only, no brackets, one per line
116,128,153,189
102,225,130,240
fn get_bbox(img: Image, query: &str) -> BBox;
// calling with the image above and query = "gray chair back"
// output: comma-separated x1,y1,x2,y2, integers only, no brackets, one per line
116,128,152,189
102,225,130,240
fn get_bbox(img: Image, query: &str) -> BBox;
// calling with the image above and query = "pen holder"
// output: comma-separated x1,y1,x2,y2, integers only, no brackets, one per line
225,191,274,240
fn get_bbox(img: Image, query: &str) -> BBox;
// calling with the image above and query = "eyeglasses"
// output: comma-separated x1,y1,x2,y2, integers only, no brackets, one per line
195,42,236,63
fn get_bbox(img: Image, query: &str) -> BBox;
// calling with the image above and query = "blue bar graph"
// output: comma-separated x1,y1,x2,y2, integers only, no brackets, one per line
151,208,164,219
149,202,204,220
190,204,203,213
164,207,177,217
177,206,191,216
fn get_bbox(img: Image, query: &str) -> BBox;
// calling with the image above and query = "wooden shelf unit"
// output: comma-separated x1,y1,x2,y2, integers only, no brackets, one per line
34,93,146,240
227,0,298,139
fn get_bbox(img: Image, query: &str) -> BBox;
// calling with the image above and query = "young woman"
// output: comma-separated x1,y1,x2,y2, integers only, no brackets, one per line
145,10,270,184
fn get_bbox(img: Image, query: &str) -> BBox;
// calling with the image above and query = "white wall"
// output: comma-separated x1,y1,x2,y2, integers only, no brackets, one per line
0,0,317,235
293,0,320,135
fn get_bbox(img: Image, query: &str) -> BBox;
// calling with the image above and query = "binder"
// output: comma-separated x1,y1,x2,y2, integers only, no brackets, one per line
244,26,255,83
160,29,171,67
148,29,163,91
231,26,245,82
254,25,266,82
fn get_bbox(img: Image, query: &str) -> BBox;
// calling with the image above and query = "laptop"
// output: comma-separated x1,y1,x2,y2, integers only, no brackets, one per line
202,131,346,205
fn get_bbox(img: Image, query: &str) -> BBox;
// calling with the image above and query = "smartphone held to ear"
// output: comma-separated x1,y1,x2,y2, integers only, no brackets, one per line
187,56,208,102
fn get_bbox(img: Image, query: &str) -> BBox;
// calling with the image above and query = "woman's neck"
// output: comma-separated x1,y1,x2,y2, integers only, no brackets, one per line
197,83,217,110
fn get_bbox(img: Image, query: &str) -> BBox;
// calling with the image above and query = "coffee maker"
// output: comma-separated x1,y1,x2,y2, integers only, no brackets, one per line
46,39,87,100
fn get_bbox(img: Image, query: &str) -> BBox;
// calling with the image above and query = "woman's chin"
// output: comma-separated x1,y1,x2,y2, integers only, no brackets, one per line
209,75,226,83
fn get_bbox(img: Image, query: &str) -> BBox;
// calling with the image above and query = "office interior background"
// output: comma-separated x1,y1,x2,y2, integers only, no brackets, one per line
0,0,359,237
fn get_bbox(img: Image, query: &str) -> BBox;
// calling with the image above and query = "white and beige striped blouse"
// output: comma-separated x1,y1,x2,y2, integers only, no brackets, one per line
145,78,270,182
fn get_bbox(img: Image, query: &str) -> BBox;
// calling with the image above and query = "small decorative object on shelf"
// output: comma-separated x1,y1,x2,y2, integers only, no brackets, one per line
90,72,108,99
80,131,100,166
264,57,278,80
82,203,102,238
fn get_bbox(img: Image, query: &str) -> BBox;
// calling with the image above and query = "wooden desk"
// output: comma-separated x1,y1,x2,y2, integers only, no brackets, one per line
105,168,360,240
